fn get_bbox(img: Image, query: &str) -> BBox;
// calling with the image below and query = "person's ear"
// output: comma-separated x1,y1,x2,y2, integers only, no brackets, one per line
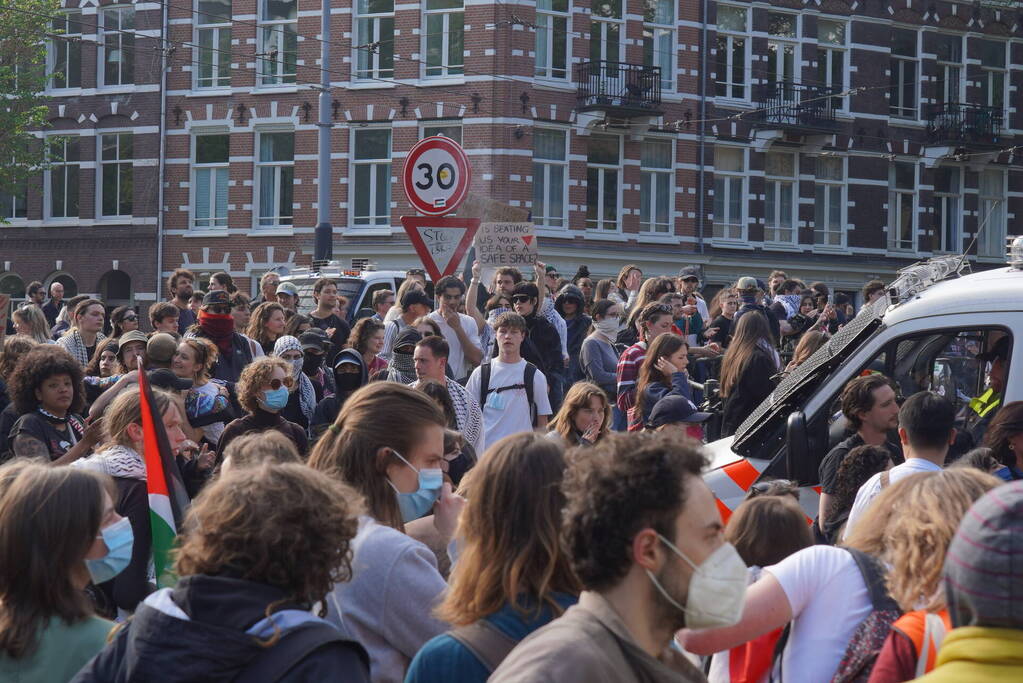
633,528,663,572
948,427,957,446
898,426,909,446
125,422,144,445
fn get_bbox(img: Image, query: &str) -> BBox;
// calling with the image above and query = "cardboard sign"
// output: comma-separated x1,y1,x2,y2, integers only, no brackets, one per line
401,216,481,281
474,222,538,284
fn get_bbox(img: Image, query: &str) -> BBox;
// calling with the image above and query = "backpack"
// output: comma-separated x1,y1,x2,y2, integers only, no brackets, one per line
479,362,538,426
447,620,520,674
829,548,902,683
235,622,369,682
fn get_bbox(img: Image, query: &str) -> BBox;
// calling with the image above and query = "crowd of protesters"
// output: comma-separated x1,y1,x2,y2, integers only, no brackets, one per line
0,260,1020,682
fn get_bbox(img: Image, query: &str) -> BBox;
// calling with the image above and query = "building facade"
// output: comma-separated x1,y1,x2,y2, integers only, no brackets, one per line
3,0,1021,315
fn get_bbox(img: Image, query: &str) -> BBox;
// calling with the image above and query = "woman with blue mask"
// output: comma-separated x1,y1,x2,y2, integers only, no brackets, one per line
0,463,123,681
218,356,308,457
310,383,464,683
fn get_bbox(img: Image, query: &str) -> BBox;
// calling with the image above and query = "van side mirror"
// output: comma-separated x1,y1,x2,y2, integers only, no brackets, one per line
786,411,812,484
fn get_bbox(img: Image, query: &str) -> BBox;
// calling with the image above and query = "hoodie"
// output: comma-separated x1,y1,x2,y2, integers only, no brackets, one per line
555,285,592,382
312,349,368,438
70,574,369,682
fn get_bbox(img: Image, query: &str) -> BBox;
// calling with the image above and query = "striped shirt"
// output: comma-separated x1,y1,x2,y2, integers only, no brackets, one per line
615,341,647,413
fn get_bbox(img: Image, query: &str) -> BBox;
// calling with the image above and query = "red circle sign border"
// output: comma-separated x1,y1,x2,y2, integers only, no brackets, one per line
402,136,472,216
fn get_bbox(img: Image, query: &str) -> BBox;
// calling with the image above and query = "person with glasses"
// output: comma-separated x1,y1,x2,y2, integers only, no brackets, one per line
108,306,139,339
218,356,308,457
427,276,482,383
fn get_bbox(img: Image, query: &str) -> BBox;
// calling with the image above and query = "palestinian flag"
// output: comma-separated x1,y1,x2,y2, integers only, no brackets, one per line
136,368,190,588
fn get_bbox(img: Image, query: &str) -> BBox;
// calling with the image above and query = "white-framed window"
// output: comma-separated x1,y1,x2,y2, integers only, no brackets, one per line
355,0,394,80
535,0,569,80
933,166,961,253
258,0,297,86
814,156,844,247
640,138,673,234
99,133,132,217
816,19,847,110
256,131,294,227
351,128,391,227
764,151,796,244
933,33,962,108
424,0,463,78
715,5,748,100
99,7,135,87
766,12,797,92
643,0,674,90
887,161,917,251
196,0,231,89
978,168,1006,258
713,146,745,240
590,0,624,64
48,11,82,89
421,121,462,143
192,134,229,229
0,175,27,220
889,28,918,119
979,40,1007,114
532,128,568,229
585,134,621,232
46,136,80,219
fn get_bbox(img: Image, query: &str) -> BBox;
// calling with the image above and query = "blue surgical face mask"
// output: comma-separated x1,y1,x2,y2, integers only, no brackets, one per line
85,516,134,585
387,450,444,523
994,466,1014,482
259,386,290,412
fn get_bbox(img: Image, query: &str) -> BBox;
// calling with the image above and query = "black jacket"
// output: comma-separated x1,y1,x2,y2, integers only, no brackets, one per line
555,285,591,381
519,314,562,377
72,575,370,682
721,347,778,437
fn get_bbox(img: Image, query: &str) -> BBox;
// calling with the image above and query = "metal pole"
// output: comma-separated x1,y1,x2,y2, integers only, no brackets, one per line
313,0,333,267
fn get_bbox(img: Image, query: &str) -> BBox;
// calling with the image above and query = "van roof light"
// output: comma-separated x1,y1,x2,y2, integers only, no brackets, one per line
1008,235,1023,270
887,255,968,303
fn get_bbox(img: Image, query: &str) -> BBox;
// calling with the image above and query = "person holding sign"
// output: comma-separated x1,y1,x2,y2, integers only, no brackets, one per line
427,276,481,382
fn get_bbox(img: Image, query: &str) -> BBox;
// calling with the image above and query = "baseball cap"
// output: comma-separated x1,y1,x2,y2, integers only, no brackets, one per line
545,264,559,275
677,265,701,281
977,336,1010,363
299,328,330,352
736,276,761,292
647,395,713,428
147,333,179,363
393,328,423,353
401,289,432,310
148,368,193,392
118,330,149,347
275,281,299,298
202,290,231,307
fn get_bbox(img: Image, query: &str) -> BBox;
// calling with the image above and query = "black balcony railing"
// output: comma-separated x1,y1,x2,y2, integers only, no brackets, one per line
926,102,1004,147
752,81,840,131
575,61,662,116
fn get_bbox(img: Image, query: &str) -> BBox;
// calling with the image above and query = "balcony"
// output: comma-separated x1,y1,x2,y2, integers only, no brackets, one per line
925,103,1005,149
575,61,662,118
752,81,840,134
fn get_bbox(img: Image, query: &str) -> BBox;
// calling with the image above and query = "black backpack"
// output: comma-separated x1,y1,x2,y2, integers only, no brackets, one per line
479,362,538,426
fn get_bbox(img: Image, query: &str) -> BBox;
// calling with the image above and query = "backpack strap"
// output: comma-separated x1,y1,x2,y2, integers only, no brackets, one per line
879,471,890,489
479,362,492,407
447,620,520,674
844,547,899,612
235,623,364,683
524,362,537,425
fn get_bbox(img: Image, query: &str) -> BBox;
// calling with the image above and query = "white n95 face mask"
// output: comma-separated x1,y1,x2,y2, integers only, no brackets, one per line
646,536,748,630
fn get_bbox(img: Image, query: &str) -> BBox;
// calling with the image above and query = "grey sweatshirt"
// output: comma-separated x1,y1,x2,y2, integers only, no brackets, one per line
580,335,619,395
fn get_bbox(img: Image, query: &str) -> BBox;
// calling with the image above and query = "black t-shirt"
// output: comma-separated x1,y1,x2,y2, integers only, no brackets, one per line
709,315,732,347
818,433,904,494
85,344,96,363
177,306,197,336
9,411,86,460
309,313,351,363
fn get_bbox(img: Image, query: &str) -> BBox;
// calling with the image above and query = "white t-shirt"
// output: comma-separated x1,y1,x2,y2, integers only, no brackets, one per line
465,358,551,453
427,311,481,380
765,545,873,683
843,458,943,539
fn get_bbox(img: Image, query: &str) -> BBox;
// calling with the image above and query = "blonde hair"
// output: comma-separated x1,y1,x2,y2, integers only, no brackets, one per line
101,387,175,450
548,382,610,443
11,306,50,344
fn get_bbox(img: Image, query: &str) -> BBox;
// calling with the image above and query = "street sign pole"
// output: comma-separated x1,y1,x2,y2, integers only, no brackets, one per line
313,0,333,267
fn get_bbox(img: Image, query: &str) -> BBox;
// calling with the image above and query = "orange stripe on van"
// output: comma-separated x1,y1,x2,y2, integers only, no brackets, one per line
724,459,761,492
716,498,733,524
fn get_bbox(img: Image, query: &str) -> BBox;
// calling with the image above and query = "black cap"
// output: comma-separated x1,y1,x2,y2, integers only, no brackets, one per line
393,328,422,353
202,290,231,307
148,368,193,391
677,265,701,281
647,395,713,428
977,336,1010,363
400,289,432,310
299,328,330,352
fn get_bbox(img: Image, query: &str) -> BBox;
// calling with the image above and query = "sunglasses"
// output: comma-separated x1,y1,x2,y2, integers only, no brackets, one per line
122,315,138,322
511,295,532,303
267,377,295,391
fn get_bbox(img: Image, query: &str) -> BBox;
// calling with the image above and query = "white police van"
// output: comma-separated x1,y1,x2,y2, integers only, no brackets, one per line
278,263,424,324
705,240,1023,520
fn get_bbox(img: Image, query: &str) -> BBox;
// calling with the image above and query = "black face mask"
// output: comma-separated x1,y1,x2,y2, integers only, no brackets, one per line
303,352,324,375
335,371,363,392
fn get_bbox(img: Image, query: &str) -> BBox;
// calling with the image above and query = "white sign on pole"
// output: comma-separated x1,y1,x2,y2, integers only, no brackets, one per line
474,222,538,285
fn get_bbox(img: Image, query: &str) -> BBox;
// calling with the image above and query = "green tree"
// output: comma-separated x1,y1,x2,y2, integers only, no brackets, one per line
0,0,61,210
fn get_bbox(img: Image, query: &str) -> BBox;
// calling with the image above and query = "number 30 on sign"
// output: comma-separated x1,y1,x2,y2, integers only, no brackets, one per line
402,136,472,216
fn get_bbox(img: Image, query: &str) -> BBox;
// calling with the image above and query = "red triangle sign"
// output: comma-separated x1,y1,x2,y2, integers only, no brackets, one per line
400,216,482,282
521,236,534,246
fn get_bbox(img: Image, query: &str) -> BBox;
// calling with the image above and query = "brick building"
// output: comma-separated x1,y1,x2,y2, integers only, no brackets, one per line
3,0,1021,317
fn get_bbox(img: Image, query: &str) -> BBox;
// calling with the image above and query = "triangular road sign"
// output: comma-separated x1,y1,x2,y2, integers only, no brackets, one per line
401,216,482,282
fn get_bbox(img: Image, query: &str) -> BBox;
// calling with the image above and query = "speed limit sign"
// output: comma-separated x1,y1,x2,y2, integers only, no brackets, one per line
402,136,472,216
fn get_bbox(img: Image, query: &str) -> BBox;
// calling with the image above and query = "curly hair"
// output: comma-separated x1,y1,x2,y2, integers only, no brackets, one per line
236,356,292,414
247,302,286,348
0,336,39,381
8,346,86,416
561,432,708,591
177,337,219,382
348,317,384,354
149,301,179,327
284,313,311,338
828,445,893,521
174,463,362,622
882,468,999,612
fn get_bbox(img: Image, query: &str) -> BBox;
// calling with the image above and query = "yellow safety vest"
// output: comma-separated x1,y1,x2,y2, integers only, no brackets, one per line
969,388,1002,419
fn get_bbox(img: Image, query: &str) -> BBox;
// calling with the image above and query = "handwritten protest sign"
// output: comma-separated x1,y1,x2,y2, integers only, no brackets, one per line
474,222,538,285
401,216,481,281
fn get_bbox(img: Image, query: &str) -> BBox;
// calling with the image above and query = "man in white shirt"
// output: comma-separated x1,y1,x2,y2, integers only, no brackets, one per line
466,312,551,453
428,275,482,381
844,391,956,537
410,335,484,455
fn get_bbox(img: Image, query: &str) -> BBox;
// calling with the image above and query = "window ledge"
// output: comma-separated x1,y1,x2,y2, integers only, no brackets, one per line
342,226,394,236
348,81,397,90
419,76,466,87
584,230,629,242
532,79,574,92
186,88,233,98
95,85,139,95
710,239,755,250
811,244,850,255
247,227,295,236
45,87,83,96
183,229,230,238
250,86,300,95
713,98,754,110
635,233,680,244
762,241,803,252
